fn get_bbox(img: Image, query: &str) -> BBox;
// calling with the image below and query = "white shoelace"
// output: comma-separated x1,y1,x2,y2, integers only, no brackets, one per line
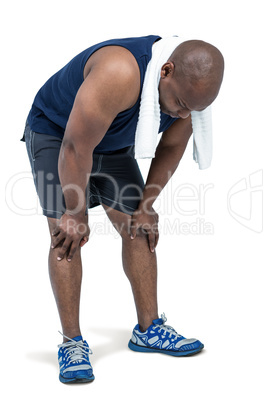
58,332,92,365
152,313,182,340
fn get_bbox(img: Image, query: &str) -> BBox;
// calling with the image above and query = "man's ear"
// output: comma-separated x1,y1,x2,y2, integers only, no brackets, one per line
160,62,175,78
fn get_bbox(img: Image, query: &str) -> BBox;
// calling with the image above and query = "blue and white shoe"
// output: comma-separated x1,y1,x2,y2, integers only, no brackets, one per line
128,313,204,356
58,332,95,384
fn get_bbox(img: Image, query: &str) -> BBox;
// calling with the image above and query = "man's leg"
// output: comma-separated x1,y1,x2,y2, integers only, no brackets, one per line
102,204,158,332
47,217,82,342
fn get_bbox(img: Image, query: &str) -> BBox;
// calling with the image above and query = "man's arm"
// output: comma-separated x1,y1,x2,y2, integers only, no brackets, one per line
51,49,140,261
130,116,193,251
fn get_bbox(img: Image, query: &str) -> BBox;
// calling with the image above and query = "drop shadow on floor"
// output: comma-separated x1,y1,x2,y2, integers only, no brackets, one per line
25,350,58,369
88,327,130,365
25,327,130,369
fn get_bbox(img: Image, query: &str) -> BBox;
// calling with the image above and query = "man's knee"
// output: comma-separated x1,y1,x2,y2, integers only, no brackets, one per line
47,217,60,237
103,204,148,241
114,218,147,242
111,217,131,240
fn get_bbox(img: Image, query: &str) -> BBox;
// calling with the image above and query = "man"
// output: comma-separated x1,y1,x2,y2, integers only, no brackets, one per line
21,35,224,384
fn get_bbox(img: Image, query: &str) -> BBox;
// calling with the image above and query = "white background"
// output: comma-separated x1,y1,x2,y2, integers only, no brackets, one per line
1,0,267,400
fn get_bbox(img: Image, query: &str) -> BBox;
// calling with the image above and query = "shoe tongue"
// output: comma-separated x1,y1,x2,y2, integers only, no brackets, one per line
72,335,83,342
152,318,164,325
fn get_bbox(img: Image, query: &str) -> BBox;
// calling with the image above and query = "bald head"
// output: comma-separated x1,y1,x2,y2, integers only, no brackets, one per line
158,39,224,117
170,40,224,106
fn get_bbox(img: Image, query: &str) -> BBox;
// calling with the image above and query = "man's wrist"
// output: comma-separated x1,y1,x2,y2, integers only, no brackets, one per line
65,207,87,218
138,199,154,214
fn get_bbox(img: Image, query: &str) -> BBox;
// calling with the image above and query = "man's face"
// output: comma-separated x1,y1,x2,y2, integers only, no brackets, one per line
158,62,211,118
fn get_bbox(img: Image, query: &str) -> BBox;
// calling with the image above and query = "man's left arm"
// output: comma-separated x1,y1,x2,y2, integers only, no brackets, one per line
130,115,193,251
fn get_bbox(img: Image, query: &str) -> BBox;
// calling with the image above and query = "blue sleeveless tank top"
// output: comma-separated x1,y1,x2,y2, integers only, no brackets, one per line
24,35,178,153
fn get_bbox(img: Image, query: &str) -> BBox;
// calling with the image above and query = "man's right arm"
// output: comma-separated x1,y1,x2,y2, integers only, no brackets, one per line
51,50,140,261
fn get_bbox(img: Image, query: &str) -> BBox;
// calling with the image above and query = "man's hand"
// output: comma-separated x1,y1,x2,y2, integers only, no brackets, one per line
51,213,90,262
130,207,159,253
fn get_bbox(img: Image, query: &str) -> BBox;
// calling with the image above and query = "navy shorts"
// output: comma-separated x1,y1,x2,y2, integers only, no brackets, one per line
21,121,145,219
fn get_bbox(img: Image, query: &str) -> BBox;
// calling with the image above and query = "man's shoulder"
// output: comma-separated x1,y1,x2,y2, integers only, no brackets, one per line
84,45,140,83
83,35,161,80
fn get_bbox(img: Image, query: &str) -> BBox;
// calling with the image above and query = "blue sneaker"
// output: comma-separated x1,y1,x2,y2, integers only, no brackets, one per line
128,313,204,356
58,333,95,384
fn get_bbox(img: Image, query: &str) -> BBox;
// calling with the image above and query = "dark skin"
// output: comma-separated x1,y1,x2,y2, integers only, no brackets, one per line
48,41,224,337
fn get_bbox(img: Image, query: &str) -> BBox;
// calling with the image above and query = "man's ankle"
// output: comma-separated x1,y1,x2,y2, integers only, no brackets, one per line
62,330,82,343
138,316,158,333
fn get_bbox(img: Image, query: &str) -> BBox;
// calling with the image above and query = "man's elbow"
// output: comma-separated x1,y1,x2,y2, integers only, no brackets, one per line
60,137,94,166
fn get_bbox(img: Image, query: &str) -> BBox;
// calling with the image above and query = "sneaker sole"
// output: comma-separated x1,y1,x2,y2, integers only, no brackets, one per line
59,373,95,384
128,340,204,356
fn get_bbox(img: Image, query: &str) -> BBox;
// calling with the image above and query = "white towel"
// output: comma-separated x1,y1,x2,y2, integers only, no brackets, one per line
134,36,213,170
